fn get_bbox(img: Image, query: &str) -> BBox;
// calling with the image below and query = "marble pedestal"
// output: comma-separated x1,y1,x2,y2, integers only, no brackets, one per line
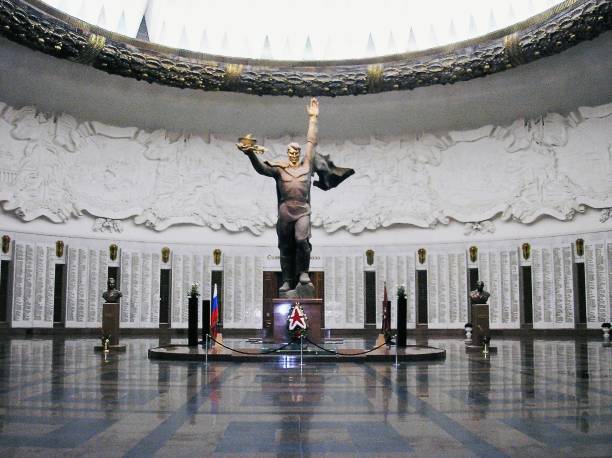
272,298,322,343
470,304,490,346
465,303,497,353
94,302,126,352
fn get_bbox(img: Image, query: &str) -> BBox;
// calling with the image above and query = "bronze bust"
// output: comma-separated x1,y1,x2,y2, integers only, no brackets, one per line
469,280,490,305
102,277,122,303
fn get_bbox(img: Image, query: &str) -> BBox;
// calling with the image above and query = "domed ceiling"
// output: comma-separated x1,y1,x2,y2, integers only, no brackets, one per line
40,0,568,60
0,0,611,96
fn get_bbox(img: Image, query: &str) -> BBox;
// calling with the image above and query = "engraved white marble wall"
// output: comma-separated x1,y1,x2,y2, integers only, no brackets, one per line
11,240,56,327
1,229,612,329
222,254,263,329
169,251,211,329
584,233,612,328
373,251,417,329
324,253,365,329
1,96,612,330
530,237,576,329
65,244,107,328
118,246,161,329
478,246,521,329
427,250,467,329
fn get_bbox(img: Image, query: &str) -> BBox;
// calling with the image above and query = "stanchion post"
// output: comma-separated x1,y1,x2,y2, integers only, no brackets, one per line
393,333,399,368
300,335,304,367
205,333,209,367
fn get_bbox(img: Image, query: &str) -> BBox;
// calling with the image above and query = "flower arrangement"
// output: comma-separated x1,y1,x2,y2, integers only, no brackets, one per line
188,282,200,298
396,284,406,299
100,334,111,351
289,326,308,341
464,323,473,340
384,329,394,345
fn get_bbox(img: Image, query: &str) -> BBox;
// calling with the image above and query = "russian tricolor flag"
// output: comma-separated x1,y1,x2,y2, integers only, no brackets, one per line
211,283,219,339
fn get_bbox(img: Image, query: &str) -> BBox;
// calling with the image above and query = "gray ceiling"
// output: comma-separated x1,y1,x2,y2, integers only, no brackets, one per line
1,31,611,141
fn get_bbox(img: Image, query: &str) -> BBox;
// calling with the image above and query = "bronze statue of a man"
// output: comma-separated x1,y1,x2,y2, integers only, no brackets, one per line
469,280,490,305
102,277,122,303
237,98,353,295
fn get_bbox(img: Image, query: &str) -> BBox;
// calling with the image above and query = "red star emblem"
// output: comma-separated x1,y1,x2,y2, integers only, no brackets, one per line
288,304,307,330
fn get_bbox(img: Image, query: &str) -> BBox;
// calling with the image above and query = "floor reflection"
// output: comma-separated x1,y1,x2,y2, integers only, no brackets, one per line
521,337,535,400
467,353,491,420
0,335,609,457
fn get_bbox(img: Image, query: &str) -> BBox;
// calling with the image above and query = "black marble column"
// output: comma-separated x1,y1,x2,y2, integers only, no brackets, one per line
396,295,407,347
188,296,198,346
201,299,210,340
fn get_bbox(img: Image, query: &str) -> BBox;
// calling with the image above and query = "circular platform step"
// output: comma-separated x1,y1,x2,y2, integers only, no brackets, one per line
148,343,446,363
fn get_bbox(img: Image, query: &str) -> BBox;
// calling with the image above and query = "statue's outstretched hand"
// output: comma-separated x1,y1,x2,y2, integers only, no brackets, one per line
236,143,253,154
307,97,319,117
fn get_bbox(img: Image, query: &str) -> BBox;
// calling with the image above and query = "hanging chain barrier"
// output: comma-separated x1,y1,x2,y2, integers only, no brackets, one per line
305,337,388,356
191,335,410,357
306,338,439,356
198,336,296,355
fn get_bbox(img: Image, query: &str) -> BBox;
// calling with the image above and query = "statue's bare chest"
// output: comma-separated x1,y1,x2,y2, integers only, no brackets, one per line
277,166,312,200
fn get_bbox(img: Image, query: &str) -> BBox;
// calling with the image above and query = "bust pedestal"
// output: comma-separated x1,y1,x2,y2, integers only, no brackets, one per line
471,304,489,346
465,303,497,354
94,302,126,352
272,298,322,343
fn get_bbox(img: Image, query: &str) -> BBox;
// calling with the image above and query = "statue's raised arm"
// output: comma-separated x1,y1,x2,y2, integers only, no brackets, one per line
303,98,319,170
235,98,354,297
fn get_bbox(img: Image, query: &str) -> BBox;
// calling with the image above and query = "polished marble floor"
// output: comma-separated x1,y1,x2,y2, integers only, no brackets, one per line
0,335,610,457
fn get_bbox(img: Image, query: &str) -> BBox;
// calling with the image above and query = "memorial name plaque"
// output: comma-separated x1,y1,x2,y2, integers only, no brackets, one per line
12,243,55,327
141,252,152,325
120,252,131,325
223,254,234,325
87,249,99,325
150,253,161,324
171,253,183,328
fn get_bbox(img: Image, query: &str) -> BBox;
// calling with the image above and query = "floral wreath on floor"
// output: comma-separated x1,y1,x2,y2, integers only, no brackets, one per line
287,302,309,341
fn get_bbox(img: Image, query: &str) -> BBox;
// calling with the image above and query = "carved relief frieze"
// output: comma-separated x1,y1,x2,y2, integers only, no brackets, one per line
92,218,123,233
0,100,611,234
464,221,496,236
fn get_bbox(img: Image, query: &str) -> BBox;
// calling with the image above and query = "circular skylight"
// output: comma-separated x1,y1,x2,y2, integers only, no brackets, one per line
41,0,566,61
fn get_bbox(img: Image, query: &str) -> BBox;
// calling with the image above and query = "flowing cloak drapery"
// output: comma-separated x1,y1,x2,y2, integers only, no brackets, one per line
312,152,355,191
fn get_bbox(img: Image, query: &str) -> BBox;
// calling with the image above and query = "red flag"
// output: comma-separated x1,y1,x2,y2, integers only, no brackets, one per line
383,281,388,305
382,281,391,334
211,284,219,339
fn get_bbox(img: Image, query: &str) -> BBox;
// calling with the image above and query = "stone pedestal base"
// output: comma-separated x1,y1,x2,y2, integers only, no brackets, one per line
279,282,316,299
101,302,121,346
465,344,498,354
272,298,322,343
470,304,490,346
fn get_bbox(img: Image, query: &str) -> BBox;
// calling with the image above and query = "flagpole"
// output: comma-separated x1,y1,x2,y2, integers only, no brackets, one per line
394,334,399,368
300,334,303,367
205,333,209,367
